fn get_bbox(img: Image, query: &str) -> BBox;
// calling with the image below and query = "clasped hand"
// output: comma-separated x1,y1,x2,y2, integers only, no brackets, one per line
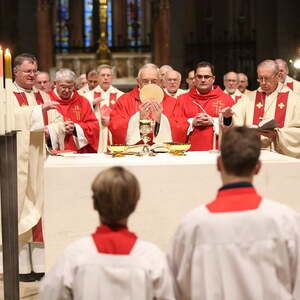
192,113,213,127
64,120,75,135
139,101,163,123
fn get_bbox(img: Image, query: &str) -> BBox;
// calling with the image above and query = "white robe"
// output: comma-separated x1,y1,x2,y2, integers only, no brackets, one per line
85,85,124,152
39,237,175,300
231,83,300,158
283,75,300,95
168,199,300,300
224,88,244,103
164,88,187,99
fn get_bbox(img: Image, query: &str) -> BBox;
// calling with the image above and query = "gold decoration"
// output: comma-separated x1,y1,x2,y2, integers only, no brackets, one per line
96,0,111,65
278,102,285,109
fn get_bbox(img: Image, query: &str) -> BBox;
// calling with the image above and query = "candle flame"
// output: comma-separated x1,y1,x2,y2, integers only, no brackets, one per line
5,49,11,56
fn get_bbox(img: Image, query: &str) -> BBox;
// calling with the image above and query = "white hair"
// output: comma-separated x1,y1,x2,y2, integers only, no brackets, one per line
257,60,279,74
223,71,238,81
137,63,160,79
97,64,112,73
165,70,182,81
55,68,76,82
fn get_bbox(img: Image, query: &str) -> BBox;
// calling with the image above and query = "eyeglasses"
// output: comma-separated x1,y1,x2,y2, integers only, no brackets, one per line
257,73,278,83
195,74,214,80
20,70,37,75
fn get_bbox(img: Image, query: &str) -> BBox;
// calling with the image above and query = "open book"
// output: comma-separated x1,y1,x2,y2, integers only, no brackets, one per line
257,119,278,131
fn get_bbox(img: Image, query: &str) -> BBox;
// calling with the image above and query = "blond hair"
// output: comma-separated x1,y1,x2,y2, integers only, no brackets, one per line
91,167,140,225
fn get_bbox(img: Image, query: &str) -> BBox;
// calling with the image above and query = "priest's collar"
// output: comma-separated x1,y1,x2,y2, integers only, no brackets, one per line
13,82,32,93
219,181,253,191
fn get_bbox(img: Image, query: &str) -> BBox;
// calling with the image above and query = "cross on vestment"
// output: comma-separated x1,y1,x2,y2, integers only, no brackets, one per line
278,102,285,109
72,105,81,121
212,99,224,115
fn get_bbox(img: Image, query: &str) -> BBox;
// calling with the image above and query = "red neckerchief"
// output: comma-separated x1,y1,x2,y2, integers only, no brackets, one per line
92,224,137,254
206,186,262,213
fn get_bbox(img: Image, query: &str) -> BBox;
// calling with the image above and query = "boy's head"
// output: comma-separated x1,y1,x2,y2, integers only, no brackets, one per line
218,127,261,178
92,167,140,226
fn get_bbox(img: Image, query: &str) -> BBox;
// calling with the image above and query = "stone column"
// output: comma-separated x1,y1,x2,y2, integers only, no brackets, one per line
153,0,171,66
37,0,54,71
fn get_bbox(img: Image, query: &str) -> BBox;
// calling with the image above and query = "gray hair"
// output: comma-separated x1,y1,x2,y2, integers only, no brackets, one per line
137,63,160,79
165,70,182,81
238,73,248,81
97,64,112,73
257,60,279,74
223,71,238,81
275,58,289,73
55,68,76,82
14,53,37,68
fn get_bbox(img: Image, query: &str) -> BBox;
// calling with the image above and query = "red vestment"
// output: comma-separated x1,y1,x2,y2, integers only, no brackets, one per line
109,86,185,144
48,90,99,153
177,86,234,151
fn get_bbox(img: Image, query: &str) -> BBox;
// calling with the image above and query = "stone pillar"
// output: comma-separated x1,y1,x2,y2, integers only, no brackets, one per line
37,0,54,71
69,0,84,48
153,0,171,66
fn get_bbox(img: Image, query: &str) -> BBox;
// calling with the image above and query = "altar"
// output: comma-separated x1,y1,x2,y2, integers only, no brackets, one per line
44,150,300,270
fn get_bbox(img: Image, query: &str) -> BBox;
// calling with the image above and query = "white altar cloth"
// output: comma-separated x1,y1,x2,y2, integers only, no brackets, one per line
44,150,300,269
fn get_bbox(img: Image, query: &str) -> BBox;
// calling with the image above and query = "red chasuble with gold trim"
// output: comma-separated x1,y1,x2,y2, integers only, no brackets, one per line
177,86,234,151
252,91,289,128
109,86,185,144
48,90,99,153
92,225,137,254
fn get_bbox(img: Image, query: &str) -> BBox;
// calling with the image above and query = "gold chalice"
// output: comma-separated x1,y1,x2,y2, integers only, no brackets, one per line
139,120,153,155
108,144,128,157
164,142,191,156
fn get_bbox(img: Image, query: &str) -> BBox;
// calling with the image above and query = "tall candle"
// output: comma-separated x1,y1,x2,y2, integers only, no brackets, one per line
0,46,3,89
0,47,5,135
4,49,14,132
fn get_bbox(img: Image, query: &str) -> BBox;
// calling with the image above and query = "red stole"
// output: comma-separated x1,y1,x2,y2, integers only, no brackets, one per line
92,225,137,255
207,187,262,213
287,81,294,90
14,91,49,125
252,91,288,128
94,91,116,117
235,95,242,103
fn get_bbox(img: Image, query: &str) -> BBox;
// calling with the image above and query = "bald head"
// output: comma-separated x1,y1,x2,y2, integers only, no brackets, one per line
275,58,289,83
257,60,279,95
137,64,161,88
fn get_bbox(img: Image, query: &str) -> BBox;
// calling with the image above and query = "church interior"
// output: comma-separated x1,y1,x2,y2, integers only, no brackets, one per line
1,0,300,89
1,0,300,299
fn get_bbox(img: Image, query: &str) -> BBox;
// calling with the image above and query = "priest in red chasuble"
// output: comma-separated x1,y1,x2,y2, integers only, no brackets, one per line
48,68,99,153
176,62,234,151
109,64,185,145
222,59,300,159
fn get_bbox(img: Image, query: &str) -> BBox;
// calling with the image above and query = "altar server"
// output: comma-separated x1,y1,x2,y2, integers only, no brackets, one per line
169,126,300,300
40,166,174,300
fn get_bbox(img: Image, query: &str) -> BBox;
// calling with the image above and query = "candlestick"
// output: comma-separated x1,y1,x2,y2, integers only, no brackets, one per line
0,46,4,89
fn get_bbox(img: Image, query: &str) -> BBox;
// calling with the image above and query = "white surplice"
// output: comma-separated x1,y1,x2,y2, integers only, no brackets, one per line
85,85,124,152
39,237,175,300
169,199,300,300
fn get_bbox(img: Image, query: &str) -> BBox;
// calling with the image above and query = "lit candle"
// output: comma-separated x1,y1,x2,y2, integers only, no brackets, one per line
0,46,4,89
4,49,14,132
0,46,4,134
